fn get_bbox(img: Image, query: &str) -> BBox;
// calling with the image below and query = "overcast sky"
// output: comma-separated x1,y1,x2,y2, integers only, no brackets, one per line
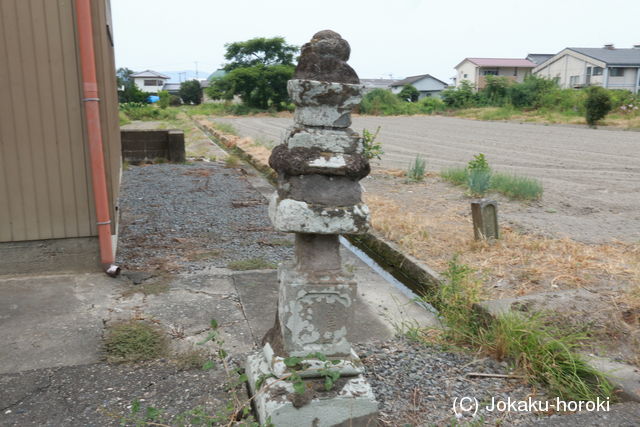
112,0,639,83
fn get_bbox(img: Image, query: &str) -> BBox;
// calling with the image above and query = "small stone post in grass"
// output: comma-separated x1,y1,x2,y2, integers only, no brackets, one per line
245,30,378,426
471,199,499,240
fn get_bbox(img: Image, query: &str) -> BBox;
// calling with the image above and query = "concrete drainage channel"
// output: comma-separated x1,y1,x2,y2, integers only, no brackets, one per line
192,117,640,404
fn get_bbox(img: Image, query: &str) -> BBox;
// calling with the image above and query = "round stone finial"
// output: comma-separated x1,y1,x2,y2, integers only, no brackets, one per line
294,30,359,84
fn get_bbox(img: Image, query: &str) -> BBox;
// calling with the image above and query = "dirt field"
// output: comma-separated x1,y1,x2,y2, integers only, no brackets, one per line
212,115,640,244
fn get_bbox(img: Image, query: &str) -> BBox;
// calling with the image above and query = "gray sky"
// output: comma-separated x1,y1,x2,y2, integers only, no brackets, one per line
112,0,639,83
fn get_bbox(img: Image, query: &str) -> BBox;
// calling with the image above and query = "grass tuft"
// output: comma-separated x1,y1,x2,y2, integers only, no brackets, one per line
406,154,426,182
423,258,614,401
439,167,543,201
491,172,544,200
103,320,168,363
227,258,277,271
211,121,238,135
224,154,240,168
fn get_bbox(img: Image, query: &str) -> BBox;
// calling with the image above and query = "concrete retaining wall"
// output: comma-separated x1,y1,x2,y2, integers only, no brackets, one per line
121,129,185,163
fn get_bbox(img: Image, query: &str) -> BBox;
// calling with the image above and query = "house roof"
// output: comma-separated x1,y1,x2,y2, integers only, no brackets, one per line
360,78,397,89
390,74,448,87
130,69,170,79
568,47,640,66
463,58,536,68
526,54,555,65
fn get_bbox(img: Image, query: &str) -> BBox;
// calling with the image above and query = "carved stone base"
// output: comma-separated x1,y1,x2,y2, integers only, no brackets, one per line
276,263,357,357
246,346,378,427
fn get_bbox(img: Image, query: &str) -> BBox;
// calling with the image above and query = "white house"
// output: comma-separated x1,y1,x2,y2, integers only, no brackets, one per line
389,74,448,99
130,70,170,93
454,58,536,90
533,45,640,93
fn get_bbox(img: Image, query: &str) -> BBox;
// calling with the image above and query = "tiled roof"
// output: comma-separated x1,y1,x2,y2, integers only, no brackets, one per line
466,58,535,67
130,69,170,79
568,47,640,66
390,74,448,87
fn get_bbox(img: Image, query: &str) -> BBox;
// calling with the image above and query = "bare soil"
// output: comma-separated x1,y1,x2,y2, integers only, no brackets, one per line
213,114,640,244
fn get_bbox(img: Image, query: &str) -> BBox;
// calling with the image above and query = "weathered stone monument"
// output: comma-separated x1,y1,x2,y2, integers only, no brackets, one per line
246,30,378,426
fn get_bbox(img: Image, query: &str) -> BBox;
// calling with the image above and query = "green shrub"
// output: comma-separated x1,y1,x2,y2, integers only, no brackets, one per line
418,97,446,114
169,95,182,106
362,126,383,160
406,154,426,182
398,84,420,102
119,102,177,121
360,89,405,115
158,90,170,109
179,80,202,105
584,86,612,126
481,76,512,106
441,80,478,108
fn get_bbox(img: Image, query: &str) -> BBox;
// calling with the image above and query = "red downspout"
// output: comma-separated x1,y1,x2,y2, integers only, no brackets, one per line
75,0,120,277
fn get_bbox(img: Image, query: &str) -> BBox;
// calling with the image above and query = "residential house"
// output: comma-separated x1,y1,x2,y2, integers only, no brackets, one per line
0,0,121,274
454,58,536,89
533,45,640,93
389,74,448,98
131,69,170,93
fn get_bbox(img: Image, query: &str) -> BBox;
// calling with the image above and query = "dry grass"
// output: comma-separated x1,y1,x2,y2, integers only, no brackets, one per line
365,194,640,298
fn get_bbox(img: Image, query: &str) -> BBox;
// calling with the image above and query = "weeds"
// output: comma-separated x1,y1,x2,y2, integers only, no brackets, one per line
211,121,238,135
362,126,384,160
224,154,240,168
440,154,543,201
421,258,614,401
491,172,543,200
103,320,168,363
227,258,277,271
406,154,426,182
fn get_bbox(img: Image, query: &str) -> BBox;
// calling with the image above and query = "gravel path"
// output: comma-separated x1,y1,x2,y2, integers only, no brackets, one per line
116,162,293,273
210,115,640,243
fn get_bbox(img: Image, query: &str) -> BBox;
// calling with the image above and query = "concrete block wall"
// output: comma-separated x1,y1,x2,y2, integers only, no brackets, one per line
120,129,185,163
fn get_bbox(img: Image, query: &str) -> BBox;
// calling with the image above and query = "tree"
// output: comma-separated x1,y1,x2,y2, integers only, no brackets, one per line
222,37,297,71
584,86,612,126
398,84,420,102
179,80,202,105
206,36,298,110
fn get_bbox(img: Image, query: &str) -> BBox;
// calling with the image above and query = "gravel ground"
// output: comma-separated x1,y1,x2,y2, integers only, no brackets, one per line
357,338,545,426
116,162,293,273
111,159,555,426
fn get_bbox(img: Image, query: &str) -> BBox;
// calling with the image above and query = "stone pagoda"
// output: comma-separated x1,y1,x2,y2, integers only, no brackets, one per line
245,30,378,426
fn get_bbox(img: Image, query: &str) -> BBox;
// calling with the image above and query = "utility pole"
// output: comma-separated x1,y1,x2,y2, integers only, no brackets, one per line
195,61,199,80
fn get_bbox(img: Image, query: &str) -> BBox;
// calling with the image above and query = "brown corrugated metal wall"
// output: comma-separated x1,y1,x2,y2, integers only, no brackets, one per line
0,0,120,243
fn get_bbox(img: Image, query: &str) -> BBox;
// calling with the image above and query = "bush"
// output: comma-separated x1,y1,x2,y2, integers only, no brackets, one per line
169,95,182,106
398,84,420,102
158,90,170,109
418,97,446,114
119,102,177,121
441,80,478,108
584,86,612,126
360,89,405,115
179,80,202,105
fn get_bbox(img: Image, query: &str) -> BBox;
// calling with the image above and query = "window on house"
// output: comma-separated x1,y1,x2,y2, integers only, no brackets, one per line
482,70,498,76
592,67,603,76
586,67,592,75
463,74,468,78
144,79,159,86
569,75,580,86
513,68,518,76
610,68,625,77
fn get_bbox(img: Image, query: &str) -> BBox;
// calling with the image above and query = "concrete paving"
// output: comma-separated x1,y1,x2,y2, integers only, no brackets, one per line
0,240,436,425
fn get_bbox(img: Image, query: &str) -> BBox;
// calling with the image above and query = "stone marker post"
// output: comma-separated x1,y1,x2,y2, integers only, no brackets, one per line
471,199,499,240
246,30,378,426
